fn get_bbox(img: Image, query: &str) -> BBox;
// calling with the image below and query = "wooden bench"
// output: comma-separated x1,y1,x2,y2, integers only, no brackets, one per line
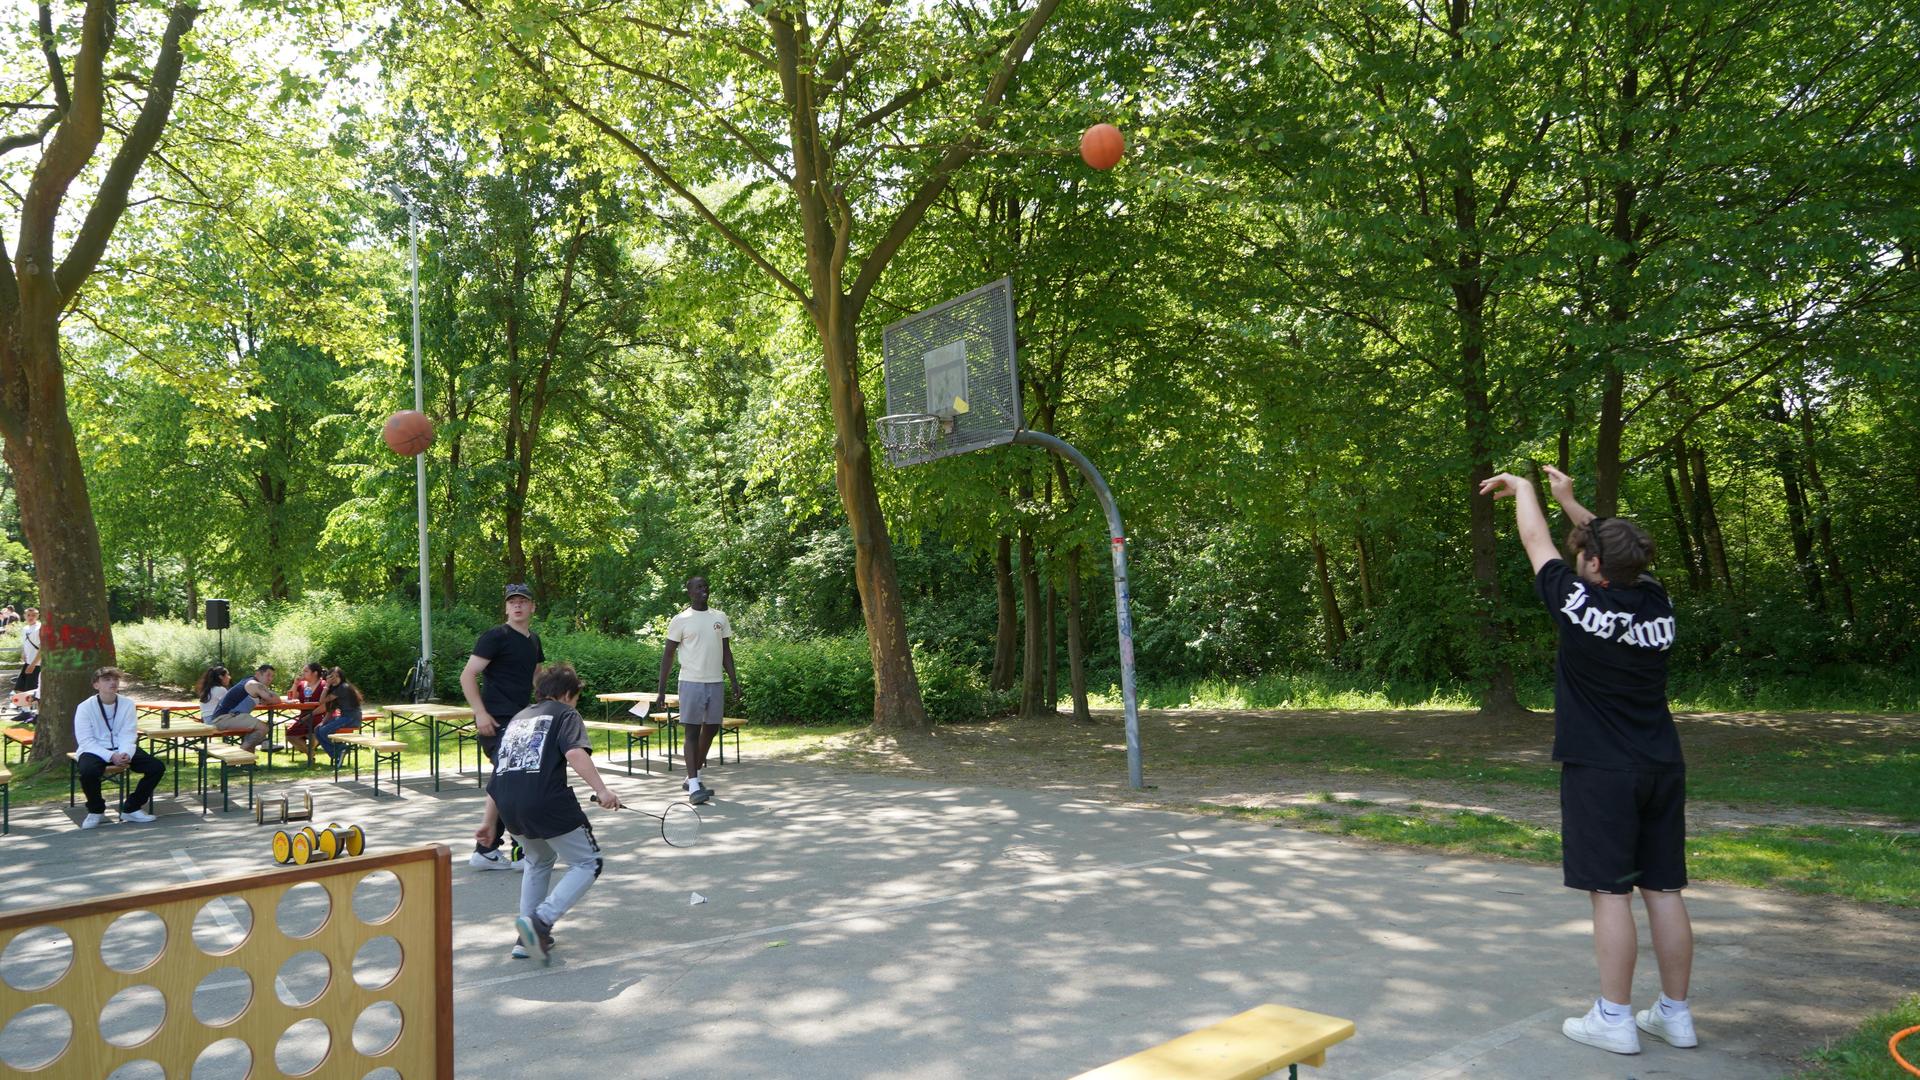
1070,1004,1355,1080
332,734,405,796
717,718,748,764
67,751,128,808
206,744,257,813
580,720,657,774
1,762,10,834
3,725,32,765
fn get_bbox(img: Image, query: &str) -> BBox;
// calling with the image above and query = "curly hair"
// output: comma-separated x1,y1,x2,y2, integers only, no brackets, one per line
534,662,584,702
1568,516,1657,583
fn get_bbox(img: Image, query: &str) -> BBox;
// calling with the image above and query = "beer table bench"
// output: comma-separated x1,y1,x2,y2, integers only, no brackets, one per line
1070,1004,1355,1080
596,692,681,769
1,762,10,834
331,733,407,796
579,719,657,774
136,722,223,813
379,703,473,791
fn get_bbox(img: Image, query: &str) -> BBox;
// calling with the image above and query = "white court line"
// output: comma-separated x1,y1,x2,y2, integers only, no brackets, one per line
459,851,1204,993
1366,1007,1565,1080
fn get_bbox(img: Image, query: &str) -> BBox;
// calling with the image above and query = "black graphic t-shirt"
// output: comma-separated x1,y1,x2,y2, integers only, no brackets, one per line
1535,559,1684,771
486,701,591,839
472,624,544,721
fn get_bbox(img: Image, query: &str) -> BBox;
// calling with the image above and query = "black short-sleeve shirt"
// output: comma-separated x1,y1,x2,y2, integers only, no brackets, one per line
1534,559,1684,771
486,701,591,839
472,624,544,720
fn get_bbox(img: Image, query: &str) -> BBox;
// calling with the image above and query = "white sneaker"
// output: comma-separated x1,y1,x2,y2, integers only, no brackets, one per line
1562,1003,1640,1054
1637,1006,1699,1048
510,941,529,959
81,813,107,830
122,809,157,823
468,849,513,871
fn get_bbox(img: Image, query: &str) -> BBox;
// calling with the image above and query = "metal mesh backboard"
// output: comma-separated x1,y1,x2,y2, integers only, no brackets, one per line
880,277,1021,466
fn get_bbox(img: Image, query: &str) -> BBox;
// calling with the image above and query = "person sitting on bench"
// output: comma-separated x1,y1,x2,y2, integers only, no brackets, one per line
206,663,279,751
313,666,364,765
75,666,165,829
285,662,332,758
196,665,231,722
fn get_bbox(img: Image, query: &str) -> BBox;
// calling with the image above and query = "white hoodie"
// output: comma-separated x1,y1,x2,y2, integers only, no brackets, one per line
74,694,138,761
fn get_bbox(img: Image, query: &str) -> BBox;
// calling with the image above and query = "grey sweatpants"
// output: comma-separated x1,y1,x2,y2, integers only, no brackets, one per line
517,823,604,927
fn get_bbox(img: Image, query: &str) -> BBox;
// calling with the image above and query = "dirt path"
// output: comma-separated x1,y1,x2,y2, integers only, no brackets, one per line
772,707,1919,836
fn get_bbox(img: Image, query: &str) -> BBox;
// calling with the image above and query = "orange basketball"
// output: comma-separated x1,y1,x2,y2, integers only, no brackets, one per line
1080,123,1125,171
382,409,434,456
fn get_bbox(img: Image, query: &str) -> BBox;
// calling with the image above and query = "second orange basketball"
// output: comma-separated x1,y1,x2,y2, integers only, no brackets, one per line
1080,123,1125,170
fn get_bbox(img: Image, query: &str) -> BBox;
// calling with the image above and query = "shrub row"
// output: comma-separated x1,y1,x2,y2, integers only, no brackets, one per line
112,602,998,725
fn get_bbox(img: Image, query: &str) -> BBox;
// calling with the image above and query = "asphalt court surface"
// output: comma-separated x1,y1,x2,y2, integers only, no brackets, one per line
4,758,1916,1078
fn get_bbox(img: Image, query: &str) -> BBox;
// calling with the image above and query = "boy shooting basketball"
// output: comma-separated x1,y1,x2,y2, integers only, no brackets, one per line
1480,464,1697,1056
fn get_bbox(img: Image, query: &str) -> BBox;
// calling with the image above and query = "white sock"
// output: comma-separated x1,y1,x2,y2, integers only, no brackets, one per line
686,774,698,791
1657,994,1689,1017
1596,997,1631,1023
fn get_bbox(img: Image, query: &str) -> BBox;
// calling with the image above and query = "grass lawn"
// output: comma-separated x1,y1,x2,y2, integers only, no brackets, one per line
1791,995,1920,1079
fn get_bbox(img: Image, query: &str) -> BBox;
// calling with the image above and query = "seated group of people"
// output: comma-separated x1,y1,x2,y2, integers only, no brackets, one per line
195,661,365,764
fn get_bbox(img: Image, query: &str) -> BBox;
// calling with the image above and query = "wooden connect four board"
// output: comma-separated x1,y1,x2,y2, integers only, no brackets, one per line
0,845,452,1078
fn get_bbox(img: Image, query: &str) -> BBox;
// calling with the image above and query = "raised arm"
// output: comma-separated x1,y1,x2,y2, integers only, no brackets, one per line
1540,464,1595,527
1479,472,1561,573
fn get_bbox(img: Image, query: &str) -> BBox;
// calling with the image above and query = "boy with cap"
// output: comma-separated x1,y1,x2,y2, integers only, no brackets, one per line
461,583,545,869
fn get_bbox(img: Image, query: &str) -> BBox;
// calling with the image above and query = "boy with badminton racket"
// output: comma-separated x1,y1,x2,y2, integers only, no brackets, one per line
1480,465,1697,1056
474,661,623,964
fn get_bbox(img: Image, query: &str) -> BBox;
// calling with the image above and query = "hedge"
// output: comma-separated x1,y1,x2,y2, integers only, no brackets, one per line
112,603,998,725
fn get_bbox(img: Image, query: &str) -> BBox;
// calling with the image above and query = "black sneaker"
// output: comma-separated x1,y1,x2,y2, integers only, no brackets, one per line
689,785,713,806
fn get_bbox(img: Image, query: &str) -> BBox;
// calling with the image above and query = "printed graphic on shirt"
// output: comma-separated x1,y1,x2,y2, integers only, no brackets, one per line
1557,581,1676,650
497,713,552,773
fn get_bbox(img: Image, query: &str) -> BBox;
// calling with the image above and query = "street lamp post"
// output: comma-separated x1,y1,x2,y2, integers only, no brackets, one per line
387,185,435,703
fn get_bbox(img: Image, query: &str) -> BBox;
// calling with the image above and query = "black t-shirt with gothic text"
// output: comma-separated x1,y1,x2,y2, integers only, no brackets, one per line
1534,558,1684,771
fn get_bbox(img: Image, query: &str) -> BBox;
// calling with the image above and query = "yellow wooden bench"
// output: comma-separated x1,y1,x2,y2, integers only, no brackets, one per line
3,725,32,764
206,744,257,813
581,719,656,774
717,717,748,764
1070,1004,1355,1080
332,733,406,796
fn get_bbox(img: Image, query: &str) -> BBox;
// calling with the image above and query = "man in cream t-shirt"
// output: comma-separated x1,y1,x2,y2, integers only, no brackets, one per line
653,575,742,804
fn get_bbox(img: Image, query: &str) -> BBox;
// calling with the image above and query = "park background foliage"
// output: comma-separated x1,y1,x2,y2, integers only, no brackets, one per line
5,0,1917,717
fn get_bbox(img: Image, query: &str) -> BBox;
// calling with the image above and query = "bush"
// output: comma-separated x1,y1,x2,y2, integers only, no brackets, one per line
113,608,999,724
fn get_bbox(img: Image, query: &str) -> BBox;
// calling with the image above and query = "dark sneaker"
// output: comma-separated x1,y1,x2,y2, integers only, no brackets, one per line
688,785,713,806
513,915,553,966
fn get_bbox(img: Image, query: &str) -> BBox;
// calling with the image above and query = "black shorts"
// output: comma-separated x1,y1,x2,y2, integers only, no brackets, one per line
1559,763,1688,894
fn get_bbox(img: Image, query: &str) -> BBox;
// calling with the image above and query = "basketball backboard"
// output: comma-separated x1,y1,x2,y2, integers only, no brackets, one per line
878,277,1021,466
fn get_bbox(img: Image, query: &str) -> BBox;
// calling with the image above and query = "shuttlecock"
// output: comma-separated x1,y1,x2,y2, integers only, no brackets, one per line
689,892,707,906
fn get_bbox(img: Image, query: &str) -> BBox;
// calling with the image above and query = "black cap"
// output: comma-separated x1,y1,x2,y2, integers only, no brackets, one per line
504,583,534,600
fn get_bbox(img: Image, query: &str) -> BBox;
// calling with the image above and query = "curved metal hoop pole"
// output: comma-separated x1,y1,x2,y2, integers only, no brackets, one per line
1011,429,1142,789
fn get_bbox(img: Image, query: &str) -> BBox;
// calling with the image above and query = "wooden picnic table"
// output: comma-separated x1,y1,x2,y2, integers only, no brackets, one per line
137,721,222,812
380,703,474,791
255,700,324,767
135,699,204,729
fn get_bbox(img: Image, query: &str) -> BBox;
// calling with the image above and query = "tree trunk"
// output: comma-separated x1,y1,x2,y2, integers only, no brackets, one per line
1045,576,1058,709
1778,452,1823,605
1688,444,1734,590
1796,403,1855,621
1019,527,1047,718
1661,462,1703,591
990,534,1017,692
1354,529,1376,609
1456,281,1525,717
1670,440,1711,589
820,320,926,731
1310,526,1347,661
1593,361,1626,515
184,552,199,625
4,406,115,763
1065,544,1091,722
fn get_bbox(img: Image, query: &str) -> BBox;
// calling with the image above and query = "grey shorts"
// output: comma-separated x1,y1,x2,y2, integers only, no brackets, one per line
678,680,724,726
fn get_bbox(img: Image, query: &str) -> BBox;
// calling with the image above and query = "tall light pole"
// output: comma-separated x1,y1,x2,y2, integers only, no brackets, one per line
387,184,434,702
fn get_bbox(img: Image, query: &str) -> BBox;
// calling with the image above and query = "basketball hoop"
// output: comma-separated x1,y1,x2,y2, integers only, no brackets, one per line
876,413,942,465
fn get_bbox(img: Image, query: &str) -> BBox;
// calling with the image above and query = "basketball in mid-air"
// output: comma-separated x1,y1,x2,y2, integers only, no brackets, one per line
1080,123,1125,170
382,409,435,456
